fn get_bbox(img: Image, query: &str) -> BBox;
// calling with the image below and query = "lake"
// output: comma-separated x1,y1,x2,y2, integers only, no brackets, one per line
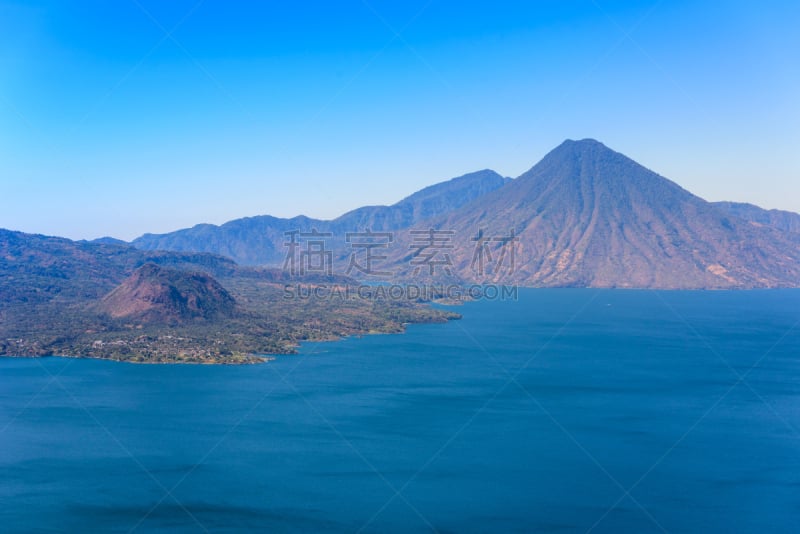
2,289,799,533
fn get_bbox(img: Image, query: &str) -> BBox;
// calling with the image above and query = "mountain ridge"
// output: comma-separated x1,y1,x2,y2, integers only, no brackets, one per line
132,169,510,265
16,139,800,290
713,201,800,234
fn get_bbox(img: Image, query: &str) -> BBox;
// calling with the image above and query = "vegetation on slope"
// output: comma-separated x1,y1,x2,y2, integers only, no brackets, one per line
0,230,459,364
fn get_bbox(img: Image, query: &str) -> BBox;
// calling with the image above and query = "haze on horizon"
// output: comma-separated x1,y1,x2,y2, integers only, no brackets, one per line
1,0,798,241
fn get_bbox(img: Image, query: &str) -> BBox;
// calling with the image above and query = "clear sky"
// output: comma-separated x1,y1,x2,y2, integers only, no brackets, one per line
1,0,798,240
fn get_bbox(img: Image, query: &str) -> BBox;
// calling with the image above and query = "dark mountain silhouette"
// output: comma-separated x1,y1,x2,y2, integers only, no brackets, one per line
713,201,800,234
97,263,236,323
387,139,800,288
132,170,510,265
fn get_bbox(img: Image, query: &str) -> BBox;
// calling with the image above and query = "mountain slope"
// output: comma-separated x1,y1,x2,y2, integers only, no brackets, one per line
0,229,459,361
0,228,238,306
713,201,800,234
390,139,800,288
330,170,509,233
97,263,237,323
132,170,510,265
134,216,319,267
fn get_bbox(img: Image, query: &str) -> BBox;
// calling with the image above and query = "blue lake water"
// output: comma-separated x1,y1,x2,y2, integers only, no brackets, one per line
2,289,800,533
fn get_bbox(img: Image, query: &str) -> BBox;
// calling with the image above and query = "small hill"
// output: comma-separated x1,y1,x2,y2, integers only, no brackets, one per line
97,263,237,323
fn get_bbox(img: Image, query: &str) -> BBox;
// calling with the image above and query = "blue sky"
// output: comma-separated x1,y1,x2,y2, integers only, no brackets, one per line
1,0,798,240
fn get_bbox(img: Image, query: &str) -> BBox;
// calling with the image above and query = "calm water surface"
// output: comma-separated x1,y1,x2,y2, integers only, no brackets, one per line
2,289,800,533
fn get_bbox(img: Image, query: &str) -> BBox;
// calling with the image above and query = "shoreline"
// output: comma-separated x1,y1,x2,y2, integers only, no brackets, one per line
0,311,463,365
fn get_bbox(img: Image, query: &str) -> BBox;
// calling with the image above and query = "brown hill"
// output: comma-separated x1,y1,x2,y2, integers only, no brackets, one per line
389,139,800,288
0,228,239,307
97,263,237,323
0,230,460,362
